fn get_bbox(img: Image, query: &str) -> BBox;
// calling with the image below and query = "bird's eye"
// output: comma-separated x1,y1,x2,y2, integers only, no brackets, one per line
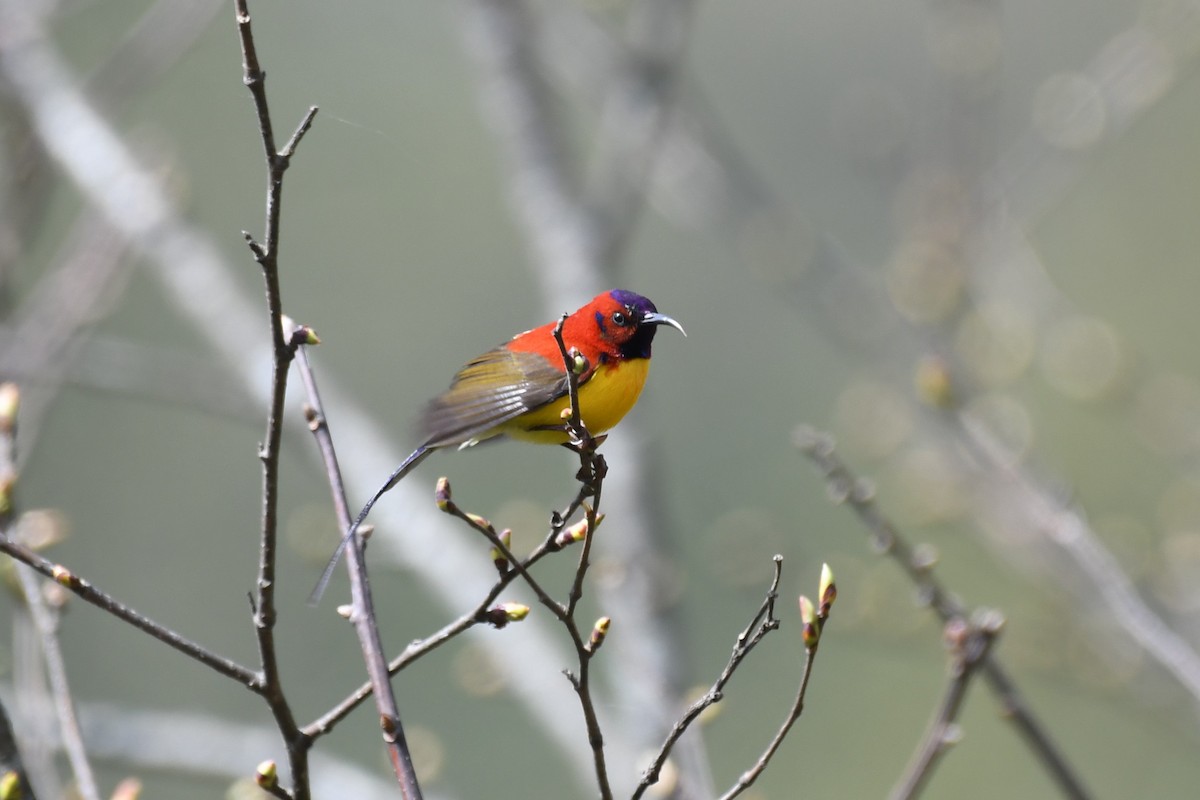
611,310,628,327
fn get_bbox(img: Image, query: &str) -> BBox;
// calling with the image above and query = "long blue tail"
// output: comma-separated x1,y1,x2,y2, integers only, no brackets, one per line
307,445,432,605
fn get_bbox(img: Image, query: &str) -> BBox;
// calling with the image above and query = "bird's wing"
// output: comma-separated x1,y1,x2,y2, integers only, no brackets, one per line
419,346,576,449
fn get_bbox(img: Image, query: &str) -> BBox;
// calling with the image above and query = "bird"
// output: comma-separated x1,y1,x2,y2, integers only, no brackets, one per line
309,289,684,603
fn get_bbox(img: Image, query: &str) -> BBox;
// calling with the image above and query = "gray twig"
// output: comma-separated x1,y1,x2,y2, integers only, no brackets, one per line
797,428,1092,800
889,613,1005,800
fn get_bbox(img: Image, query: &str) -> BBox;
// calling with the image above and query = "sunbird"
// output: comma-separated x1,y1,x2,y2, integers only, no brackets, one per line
309,289,685,603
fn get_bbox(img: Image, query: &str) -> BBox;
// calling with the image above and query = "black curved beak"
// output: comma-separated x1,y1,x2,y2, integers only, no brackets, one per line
642,311,687,337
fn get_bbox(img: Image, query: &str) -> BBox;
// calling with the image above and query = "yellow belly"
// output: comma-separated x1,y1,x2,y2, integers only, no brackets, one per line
499,358,651,444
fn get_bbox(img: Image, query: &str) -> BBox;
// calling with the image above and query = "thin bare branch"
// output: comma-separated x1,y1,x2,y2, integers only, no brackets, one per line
11,564,100,800
716,645,817,800
634,556,784,799
304,485,593,736
0,535,259,685
232,3,320,796
889,613,1004,800
796,428,1092,800
550,315,613,800
292,345,422,799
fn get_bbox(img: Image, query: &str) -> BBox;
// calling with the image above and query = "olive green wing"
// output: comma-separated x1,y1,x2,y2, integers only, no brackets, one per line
419,346,573,449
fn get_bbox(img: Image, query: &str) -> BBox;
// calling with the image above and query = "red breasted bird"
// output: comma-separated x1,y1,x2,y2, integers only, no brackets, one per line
309,289,684,602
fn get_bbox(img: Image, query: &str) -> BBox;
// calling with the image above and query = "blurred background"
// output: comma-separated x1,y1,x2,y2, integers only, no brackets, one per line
2,0,1200,797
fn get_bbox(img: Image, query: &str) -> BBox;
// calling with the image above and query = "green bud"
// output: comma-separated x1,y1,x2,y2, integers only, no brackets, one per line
568,347,590,375
502,602,530,621
818,562,837,618
255,760,278,788
799,595,821,649
588,616,611,652
491,529,512,574
556,513,603,547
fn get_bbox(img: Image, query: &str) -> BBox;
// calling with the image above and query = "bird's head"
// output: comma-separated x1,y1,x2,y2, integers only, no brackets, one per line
580,289,686,360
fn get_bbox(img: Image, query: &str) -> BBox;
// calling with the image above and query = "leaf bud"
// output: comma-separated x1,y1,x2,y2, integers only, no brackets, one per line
587,616,612,653
490,529,512,574
483,602,531,628
466,512,492,532
51,564,73,588
255,760,278,788
818,562,837,618
555,513,604,548
568,348,590,376
435,476,452,511
799,594,821,649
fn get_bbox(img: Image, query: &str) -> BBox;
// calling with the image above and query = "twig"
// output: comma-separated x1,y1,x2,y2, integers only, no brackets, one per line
716,647,816,800
957,411,1200,705
11,566,100,800
548,315,613,800
634,556,784,799
304,486,593,736
0,385,62,800
889,613,1004,800
716,562,834,800
0,536,259,685
440,496,564,621
234,2,421,792
292,346,422,799
795,427,1092,800
233,3,319,797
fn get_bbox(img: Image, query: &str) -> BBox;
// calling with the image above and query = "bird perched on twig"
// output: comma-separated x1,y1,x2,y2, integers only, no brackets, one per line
309,289,684,603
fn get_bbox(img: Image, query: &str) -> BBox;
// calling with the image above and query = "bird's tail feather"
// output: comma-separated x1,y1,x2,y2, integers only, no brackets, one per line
307,445,432,605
